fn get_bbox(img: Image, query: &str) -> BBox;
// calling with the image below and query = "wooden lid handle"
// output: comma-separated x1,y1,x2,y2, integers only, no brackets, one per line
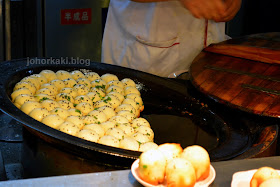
204,32,280,65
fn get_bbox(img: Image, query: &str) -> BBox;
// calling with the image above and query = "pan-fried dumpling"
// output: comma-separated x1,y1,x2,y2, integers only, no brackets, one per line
90,79,106,89
180,145,211,181
82,115,99,125
106,85,124,95
50,107,70,120
101,73,119,83
68,108,83,117
121,78,136,88
60,88,78,98
131,117,151,128
14,94,36,106
77,129,100,142
74,95,91,105
62,78,77,88
136,126,154,141
65,116,84,129
13,81,37,94
56,93,74,103
107,92,124,103
76,102,93,115
157,143,183,163
98,135,119,148
86,91,102,103
73,84,90,95
35,94,55,103
116,123,135,136
41,83,58,95
106,80,124,89
70,70,85,80
105,127,125,140
57,100,75,110
122,98,140,111
165,158,196,187
97,106,116,119
119,137,139,151
76,78,91,87
41,114,65,129
58,121,80,136
109,115,130,124
117,110,135,122
99,121,116,132
124,86,140,96
87,110,108,123
30,74,48,85
139,142,159,152
83,124,105,137
21,76,40,90
93,100,112,109
36,88,55,96
125,93,144,111
115,104,137,116
11,88,33,101
131,132,150,144
39,70,57,82
102,95,121,109
29,108,50,122
50,79,65,91
56,70,72,80
41,100,60,111
138,149,166,185
20,101,42,114
85,72,100,82
90,87,106,98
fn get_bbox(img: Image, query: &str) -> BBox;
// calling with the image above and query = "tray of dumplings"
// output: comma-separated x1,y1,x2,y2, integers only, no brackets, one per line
10,68,158,152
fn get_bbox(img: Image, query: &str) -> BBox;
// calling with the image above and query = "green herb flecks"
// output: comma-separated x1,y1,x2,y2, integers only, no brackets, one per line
75,109,81,114
103,96,111,103
39,97,49,103
95,85,105,90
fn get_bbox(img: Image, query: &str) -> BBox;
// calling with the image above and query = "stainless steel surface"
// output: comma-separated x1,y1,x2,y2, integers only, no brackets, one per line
4,0,11,60
1,156,280,187
0,0,3,61
43,0,102,61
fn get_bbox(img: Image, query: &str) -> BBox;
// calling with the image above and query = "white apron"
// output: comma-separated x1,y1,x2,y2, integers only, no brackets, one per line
101,0,228,77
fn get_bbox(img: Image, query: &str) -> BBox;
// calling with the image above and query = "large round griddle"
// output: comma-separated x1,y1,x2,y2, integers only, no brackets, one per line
0,58,275,167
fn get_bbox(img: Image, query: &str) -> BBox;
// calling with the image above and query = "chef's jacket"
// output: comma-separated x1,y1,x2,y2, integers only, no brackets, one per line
102,0,228,77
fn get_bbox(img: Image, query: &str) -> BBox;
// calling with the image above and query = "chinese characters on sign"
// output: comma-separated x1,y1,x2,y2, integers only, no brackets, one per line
61,8,92,25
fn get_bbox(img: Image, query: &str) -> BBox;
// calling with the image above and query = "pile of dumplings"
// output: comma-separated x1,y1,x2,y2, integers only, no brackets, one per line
11,69,158,152
138,144,211,187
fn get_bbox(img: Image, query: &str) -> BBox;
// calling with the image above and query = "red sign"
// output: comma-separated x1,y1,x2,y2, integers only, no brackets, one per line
61,8,92,25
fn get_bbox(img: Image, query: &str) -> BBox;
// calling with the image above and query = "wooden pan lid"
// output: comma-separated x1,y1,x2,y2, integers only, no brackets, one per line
190,32,280,118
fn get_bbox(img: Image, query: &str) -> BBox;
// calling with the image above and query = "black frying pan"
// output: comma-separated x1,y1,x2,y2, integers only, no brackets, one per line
0,58,270,166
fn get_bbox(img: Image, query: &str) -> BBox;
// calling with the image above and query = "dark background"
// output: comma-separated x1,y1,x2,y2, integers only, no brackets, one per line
1,0,279,62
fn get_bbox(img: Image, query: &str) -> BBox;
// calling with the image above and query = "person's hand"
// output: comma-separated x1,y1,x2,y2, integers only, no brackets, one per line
220,0,242,22
180,0,241,22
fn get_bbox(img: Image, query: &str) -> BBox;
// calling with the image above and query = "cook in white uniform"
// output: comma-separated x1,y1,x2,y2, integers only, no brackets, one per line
102,0,242,77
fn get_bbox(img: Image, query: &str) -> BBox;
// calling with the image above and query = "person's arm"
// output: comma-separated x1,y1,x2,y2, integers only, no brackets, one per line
130,0,176,2
219,0,242,22
131,0,241,22
180,0,241,22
